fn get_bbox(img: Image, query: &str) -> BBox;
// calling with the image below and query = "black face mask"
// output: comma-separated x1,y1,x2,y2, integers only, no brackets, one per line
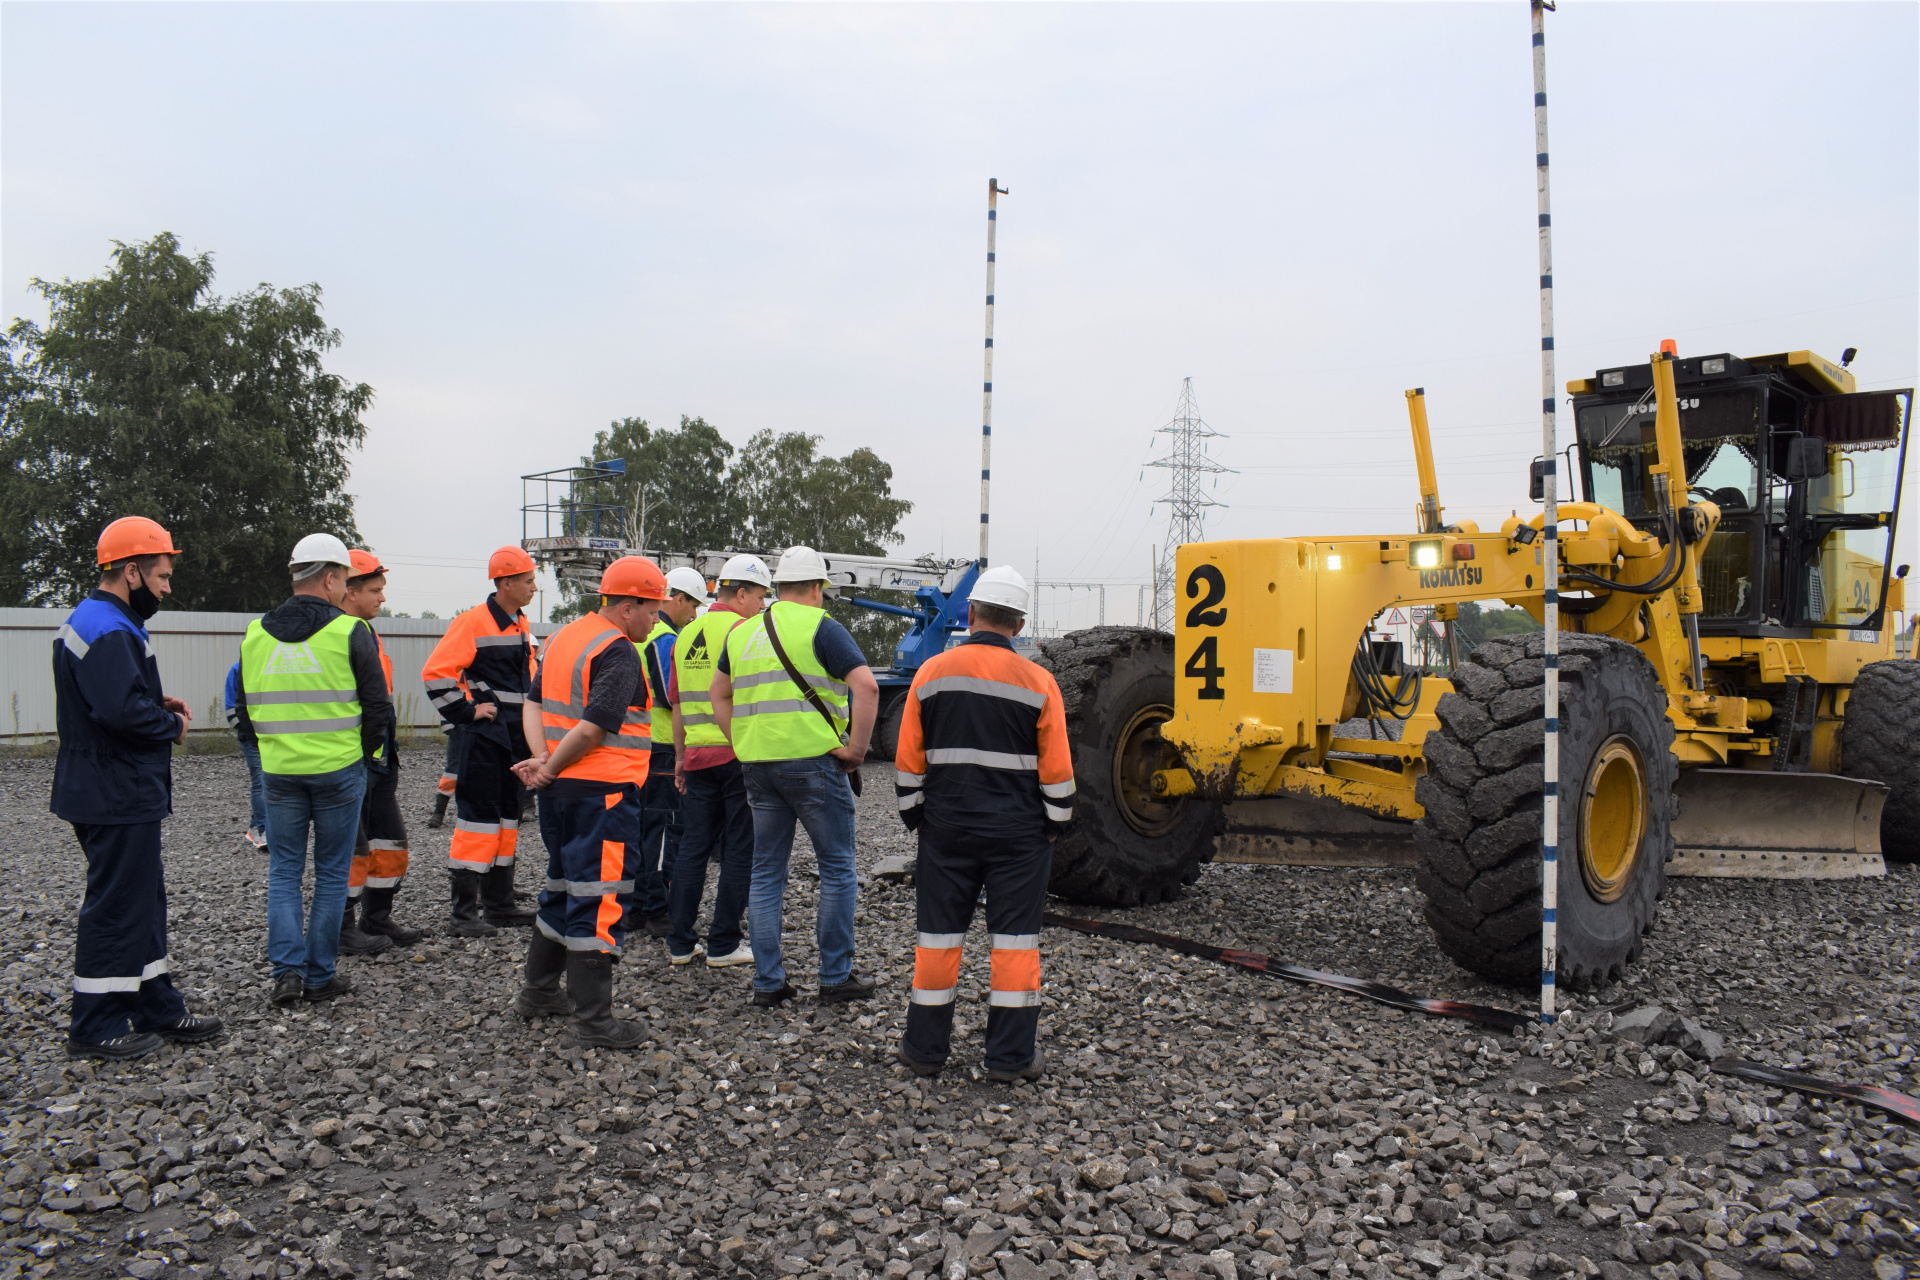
127,569,162,620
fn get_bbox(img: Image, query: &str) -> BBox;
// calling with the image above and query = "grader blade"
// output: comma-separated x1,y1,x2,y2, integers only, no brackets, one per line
1212,796,1420,868
1668,769,1888,880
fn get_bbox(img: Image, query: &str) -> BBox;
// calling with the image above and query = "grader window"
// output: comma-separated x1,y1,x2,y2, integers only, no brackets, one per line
1577,387,1763,519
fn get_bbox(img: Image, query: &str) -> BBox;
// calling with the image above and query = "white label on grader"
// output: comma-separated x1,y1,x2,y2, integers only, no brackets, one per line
1253,648,1293,694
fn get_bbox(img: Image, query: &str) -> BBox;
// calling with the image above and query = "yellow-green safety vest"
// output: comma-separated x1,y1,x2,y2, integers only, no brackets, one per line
643,618,678,746
672,608,746,749
240,613,367,776
722,602,847,762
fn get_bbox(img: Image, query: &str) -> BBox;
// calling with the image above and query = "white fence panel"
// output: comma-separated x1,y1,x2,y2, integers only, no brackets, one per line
1,608,557,742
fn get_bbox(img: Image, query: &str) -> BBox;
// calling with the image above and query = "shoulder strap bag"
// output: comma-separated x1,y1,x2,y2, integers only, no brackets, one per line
762,607,862,797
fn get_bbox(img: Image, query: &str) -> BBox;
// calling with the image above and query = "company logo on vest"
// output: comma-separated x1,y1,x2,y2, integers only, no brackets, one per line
263,642,323,675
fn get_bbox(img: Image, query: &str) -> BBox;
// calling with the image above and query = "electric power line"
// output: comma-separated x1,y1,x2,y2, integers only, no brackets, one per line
1145,378,1235,629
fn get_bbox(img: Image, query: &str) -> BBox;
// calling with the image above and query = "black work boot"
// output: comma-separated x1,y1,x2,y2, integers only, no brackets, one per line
428,793,450,829
513,931,574,1019
565,952,648,1049
449,871,499,938
360,886,422,946
482,866,538,927
338,897,395,956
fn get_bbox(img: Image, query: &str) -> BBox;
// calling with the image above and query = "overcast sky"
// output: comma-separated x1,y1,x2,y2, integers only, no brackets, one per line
5,2,1915,625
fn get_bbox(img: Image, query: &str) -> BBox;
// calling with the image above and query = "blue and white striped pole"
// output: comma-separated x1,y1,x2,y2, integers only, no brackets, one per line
1532,0,1560,1028
981,178,1008,568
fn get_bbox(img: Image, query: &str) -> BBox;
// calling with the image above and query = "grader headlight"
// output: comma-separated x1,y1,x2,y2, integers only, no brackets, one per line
1410,539,1444,569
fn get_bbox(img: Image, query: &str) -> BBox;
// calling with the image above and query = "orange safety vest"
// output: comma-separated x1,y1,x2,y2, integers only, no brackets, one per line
538,613,651,786
375,631,394,695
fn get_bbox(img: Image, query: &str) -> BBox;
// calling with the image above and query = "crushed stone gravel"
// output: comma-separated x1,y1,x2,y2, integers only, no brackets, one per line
0,752,1915,1280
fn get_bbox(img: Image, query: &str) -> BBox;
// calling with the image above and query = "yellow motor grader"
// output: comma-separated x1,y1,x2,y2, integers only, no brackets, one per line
1038,347,1916,986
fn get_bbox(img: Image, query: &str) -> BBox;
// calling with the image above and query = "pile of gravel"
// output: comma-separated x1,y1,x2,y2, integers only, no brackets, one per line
0,753,1914,1280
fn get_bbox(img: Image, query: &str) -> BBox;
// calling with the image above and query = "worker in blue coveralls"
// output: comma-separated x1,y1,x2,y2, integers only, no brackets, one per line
52,517,224,1061
631,566,714,939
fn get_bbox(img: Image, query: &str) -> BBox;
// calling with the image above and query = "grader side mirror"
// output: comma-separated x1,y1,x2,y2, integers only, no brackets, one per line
1786,437,1829,482
1529,458,1549,503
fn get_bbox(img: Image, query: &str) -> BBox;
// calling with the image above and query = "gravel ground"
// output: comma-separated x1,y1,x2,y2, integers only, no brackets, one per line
1,751,1916,1280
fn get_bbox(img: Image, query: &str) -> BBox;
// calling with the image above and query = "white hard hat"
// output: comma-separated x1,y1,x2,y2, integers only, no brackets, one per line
289,533,353,569
969,565,1030,615
771,545,830,585
718,553,773,589
665,566,712,603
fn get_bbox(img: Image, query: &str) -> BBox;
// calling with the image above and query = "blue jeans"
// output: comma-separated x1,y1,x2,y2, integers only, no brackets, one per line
240,739,268,836
743,755,858,991
669,759,753,957
265,762,367,988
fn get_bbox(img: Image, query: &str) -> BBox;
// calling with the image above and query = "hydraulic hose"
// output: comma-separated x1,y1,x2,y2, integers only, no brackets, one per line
1351,633,1422,724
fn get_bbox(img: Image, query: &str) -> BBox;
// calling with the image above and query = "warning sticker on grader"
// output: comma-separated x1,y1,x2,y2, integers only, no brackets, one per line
1252,648,1293,694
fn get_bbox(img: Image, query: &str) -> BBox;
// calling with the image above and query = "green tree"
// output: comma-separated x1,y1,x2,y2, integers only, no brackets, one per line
733,429,912,554
0,233,371,609
732,430,917,657
585,415,739,554
552,422,919,654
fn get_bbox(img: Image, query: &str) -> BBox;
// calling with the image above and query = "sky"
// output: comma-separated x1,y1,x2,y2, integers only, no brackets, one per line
4,2,1915,625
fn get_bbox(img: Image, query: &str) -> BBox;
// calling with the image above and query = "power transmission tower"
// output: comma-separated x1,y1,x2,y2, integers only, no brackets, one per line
1146,377,1233,629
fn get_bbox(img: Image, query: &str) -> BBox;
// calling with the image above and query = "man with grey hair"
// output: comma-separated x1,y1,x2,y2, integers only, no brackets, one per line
234,534,395,1007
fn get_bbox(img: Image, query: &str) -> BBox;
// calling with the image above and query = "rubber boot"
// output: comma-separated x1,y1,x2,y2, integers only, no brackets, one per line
428,793,450,829
360,886,423,946
513,931,574,1019
449,871,499,938
482,865,538,926
565,952,647,1049
338,896,395,956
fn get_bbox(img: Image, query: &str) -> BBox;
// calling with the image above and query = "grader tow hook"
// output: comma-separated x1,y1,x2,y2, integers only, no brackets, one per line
1037,346,1915,988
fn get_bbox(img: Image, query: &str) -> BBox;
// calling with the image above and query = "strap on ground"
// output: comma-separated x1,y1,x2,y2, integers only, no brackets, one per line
1043,912,1530,1033
1708,1059,1920,1128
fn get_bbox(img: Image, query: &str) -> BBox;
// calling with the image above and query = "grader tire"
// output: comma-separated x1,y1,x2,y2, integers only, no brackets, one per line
869,692,907,764
1035,627,1224,907
1840,659,1920,862
1413,632,1675,988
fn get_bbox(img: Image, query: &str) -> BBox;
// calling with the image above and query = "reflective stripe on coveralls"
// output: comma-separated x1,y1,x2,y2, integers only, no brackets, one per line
535,791,635,953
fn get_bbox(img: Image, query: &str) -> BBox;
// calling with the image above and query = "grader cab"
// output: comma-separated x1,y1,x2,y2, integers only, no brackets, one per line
1039,346,1915,988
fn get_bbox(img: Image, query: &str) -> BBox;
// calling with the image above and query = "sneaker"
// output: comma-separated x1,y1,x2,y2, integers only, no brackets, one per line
985,1047,1047,1084
270,972,303,1008
669,943,707,966
750,983,797,1008
66,1032,164,1061
156,1014,224,1043
706,943,754,969
641,911,673,939
818,974,877,1004
302,974,353,1003
894,1046,941,1078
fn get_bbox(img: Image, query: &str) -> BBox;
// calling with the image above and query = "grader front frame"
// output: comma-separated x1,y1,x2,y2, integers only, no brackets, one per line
1038,346,1916,987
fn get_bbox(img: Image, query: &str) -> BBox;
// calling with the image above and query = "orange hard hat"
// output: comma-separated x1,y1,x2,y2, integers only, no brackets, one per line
489,545,537,578
599,556,668,600
349,549,386,578
97,516,180,567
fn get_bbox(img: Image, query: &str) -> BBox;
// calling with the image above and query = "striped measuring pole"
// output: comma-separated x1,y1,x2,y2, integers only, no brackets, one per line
981,179,1008,567
1532,0,1560,1027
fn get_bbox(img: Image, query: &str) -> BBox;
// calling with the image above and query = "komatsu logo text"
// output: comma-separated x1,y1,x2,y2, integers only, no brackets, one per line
1417,566,1483,589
